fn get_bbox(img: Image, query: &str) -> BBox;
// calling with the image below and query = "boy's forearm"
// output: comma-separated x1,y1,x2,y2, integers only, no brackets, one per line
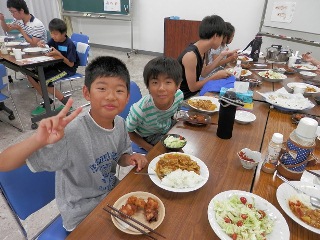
128,132,153,151
0,134,44,171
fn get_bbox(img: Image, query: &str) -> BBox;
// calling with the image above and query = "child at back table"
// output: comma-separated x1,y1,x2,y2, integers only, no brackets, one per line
28,18,80,116
0,56,148,232
126,56,184,151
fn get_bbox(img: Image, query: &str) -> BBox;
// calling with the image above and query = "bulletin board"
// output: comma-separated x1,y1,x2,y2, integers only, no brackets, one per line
262,0,320,35
62,0,131,16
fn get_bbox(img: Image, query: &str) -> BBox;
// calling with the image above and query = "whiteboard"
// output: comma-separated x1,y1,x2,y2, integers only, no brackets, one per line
263,0,320,35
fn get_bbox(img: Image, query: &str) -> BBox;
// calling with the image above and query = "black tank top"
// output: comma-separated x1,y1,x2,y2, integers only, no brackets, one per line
177,44,203,99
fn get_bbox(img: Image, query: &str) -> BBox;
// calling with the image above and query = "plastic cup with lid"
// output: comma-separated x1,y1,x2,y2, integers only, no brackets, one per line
12,48,22,60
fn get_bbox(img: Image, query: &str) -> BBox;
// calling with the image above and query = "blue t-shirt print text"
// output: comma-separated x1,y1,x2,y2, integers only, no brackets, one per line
89,152,119,191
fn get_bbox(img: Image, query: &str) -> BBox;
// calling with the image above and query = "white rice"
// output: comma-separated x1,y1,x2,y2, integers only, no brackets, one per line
161,169,205,188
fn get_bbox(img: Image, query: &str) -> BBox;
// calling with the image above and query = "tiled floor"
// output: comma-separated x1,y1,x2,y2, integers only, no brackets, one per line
0,47,156,240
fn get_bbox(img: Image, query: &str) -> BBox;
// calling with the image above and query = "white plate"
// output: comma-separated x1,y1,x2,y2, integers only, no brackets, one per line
260,90,314,111
287,82,320,95
23,47,49,53
111,191,165,235
235,110,256,124
301,170,320,186
4,41,22,46
9,51,25,56
258,71,287,82
292,64,318,71
238,56,253,62
148,152,209,192
208,190,290,240
277,181,320,234
226,68,252,77
187,96,220,113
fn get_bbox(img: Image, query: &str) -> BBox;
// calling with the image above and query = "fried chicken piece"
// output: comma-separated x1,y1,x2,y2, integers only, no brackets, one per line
144,197,159,222
127,196,146,209
119,203,137,217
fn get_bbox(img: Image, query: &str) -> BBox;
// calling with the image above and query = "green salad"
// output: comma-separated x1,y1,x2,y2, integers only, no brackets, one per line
214,195,274,240
163,135,186,148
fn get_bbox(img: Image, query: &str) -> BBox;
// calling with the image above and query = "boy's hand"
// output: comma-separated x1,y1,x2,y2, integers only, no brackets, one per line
37,40,46,48
0,13,5,21
212,69,232,79
128,153,148,172
35,98,82,146
46,47,62,57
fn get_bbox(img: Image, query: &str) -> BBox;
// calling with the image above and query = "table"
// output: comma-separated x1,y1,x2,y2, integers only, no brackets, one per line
67,64,320,240
67,102,269,239
0,50,63,129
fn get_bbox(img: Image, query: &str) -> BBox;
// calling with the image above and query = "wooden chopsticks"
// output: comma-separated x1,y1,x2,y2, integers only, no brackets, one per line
104,204,166,239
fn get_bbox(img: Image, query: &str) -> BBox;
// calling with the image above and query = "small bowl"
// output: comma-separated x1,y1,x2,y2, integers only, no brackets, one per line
241,78,262,88
273,68,286,74
299,71,317,80
237,148,262,169
235,110,256,124
161,134,187,151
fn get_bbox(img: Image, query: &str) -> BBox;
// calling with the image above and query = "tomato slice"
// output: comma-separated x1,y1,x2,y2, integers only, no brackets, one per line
240,197,247,204
241,214,248,220
237,220,243,226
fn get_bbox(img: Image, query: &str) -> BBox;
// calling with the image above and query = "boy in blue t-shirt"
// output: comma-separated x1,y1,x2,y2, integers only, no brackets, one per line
27,18,80,116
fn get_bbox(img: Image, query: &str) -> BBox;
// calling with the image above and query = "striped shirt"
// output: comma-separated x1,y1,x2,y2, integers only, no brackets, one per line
126,90,184,137
12,14,46,41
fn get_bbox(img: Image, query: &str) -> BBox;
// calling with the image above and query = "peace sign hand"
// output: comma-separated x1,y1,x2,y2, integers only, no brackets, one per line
35,98,82,146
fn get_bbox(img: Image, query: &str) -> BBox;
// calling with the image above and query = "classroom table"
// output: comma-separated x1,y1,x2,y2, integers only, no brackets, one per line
67,97,320,239
0,49,63,129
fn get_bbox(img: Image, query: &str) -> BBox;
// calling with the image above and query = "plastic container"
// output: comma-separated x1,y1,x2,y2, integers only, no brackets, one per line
277,118,317,179
233,60,242,81
261,133,283,173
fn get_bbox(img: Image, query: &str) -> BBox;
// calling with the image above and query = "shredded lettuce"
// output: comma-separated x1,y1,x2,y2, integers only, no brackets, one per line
214,195,274,240
163,136,186,148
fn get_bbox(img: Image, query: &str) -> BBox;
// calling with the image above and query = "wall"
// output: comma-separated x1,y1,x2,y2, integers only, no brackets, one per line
68,0,266,54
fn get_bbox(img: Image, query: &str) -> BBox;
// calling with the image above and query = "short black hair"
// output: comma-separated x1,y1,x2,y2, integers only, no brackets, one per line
143,56,182,88
48,18,67,34
224,22,235,43
199,15,225,40
7,0,29,14
85,56,130,91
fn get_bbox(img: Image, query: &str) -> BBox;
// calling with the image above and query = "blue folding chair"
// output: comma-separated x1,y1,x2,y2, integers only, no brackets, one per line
0,64,24,131
0,165,68,239
119,81,147,155
52,41,90,106
70,33,89,44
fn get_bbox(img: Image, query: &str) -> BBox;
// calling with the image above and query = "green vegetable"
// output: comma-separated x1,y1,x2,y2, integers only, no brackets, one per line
163,135,186,148
214,195,274,240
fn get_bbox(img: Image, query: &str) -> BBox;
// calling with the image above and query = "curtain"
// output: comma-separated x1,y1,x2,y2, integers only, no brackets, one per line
25,0,61,30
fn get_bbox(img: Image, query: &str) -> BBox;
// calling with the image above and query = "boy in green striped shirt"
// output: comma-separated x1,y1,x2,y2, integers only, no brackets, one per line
126,57,184,151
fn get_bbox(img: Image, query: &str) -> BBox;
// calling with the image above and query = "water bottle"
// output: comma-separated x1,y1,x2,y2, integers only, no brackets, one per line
261,133,283,174
233,60,242,81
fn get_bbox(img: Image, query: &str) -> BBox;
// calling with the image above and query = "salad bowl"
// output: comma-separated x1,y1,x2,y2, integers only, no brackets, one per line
161,134,187,151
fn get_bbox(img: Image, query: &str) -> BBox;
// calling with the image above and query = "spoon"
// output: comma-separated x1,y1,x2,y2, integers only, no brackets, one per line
134,172,156,175
277,174,320,208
